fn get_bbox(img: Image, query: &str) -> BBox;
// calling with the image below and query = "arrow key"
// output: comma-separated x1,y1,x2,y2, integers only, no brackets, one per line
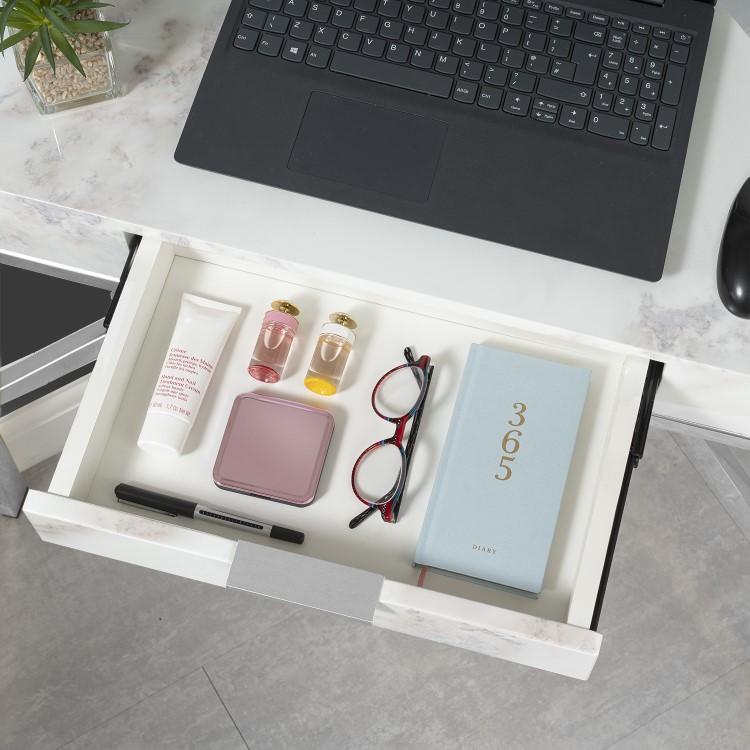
652,105,676,150
532,108,556,123
503,92,531,116
559,105,586,129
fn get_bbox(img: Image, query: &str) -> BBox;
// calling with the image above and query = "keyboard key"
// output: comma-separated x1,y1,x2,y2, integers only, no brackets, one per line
453,0,475,12
547,37,571,57
623,54,642,75
386,41,410,61
501,6,524,25
526,53,549,74
426,9,449,28
559,104,585,129
332,8,356,26
338,30,362,49
532,109,556,122
404,24,428,43
452,36,476,56
503,92,531,115
264,14,290,33
460,59,484,79
550,59,574,80
234,28,259,50
613,95,633,117
411,47,435,67
362,36,386,55
632,22,649,35
284,0,309,16
314,25,338,44
430,0,451,8
544,3,562,14
662,64,684,106
523,0,541,9
478,1,500,20
572,43,600,84
435,52,460,74
533,97,558,112
306,45,331,66
242,10,267,29
378,0,402,17
453,80,478,102
282,40,308,61
652,106,676,150
402,2,426,22
355,13,379,32
603,50,622,69
670,44,689,64
574,23,606,45
588,13,608,25
525,13,548,31
484,64,508,85
290,19,314,38
640,79,659,100
354,0,377,8
619,75,637,95
477,42,501,63
611,18,629,30
474,20,498,40
593,90,613,111
499,26,523,46
565,8,584,20
309,2,331,21
250,0,283,11
673,32,692,45
653,27,670,40
550,16,572,36
478,86,503,108
429,31,452,50
509,70,536,91
450,14,473,34
588,112,628,139
630,121,651,146
331,0,352,6
607,31,626,49
627,34,647,54
502,48,525,68
258,33,284,55
523,31,546,52
649,39,667,59
537,77,591,104
636,100,656,121
331,50,453,95
598,70,617,90
380,19,403,37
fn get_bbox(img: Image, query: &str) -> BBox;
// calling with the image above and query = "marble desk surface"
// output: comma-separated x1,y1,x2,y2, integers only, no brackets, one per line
1,0,749,376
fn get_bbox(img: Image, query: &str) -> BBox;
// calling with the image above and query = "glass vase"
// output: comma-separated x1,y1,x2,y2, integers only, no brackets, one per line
12,10,120,115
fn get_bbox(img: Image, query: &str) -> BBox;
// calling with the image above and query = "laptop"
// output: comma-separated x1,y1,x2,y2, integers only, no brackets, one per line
175,0,716,281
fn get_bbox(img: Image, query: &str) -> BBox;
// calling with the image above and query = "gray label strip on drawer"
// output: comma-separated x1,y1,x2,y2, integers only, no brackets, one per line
227,541,384,623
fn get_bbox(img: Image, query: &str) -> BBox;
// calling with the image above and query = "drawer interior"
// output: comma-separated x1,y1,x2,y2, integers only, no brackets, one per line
50,242,646,629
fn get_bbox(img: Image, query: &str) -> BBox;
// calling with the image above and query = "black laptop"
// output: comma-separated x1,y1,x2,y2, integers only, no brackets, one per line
175,0,715,281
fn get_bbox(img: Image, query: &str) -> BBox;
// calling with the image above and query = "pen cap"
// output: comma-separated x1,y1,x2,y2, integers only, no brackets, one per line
137,412,191,458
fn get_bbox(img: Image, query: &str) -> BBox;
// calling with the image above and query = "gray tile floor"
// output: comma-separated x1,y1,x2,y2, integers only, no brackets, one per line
3,427,750,750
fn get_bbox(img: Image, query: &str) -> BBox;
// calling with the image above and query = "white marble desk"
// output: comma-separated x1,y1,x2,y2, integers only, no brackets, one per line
1,0,750,440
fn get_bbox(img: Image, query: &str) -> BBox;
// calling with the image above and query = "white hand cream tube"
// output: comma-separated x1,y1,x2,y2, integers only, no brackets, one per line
137,293,241,458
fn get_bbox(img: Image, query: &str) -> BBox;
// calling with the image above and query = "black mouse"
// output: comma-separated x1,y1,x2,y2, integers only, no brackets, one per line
718,177,750,319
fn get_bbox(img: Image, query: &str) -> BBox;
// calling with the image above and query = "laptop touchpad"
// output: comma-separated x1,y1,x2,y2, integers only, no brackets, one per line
288,92,447,203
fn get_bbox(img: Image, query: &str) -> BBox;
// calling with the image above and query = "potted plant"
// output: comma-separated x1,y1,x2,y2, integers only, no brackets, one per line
0,0,128,114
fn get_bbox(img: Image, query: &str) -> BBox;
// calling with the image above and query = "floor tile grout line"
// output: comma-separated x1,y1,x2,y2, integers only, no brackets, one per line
601,656,750,750
203,667,251,750
670,433,750,545
51,664,212,750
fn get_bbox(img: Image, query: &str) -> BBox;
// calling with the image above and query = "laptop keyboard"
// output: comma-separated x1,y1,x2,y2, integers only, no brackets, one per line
234,0,695,151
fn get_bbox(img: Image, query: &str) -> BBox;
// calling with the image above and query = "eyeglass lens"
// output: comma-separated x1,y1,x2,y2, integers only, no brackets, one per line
374,364,426,419
352,443,404,505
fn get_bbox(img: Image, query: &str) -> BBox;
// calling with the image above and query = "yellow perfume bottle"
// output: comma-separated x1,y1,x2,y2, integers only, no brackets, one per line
304,313,357,396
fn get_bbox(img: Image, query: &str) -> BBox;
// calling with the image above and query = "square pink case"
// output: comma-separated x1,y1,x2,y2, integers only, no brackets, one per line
213,392,334,506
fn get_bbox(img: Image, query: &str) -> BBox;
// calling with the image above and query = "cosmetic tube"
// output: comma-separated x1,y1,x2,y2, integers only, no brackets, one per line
137,293,241,458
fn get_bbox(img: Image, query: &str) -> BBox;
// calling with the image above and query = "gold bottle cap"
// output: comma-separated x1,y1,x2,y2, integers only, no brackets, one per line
329,312,357,330
271,300,300,317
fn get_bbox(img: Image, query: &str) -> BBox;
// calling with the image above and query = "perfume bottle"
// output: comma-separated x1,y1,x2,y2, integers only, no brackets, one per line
248,300,300,383
304,313,357,396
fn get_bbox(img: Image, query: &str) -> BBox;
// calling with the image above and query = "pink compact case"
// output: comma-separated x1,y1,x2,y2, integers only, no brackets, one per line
213,392,334,506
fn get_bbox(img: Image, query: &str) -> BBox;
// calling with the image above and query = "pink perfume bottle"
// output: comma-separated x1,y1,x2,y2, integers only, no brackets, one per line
248,300,300,383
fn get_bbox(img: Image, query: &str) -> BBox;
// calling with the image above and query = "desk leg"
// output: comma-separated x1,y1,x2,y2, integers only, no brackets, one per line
0,434,27,518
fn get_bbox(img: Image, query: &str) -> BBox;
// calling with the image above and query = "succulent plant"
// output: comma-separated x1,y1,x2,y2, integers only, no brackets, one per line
0,0,128,80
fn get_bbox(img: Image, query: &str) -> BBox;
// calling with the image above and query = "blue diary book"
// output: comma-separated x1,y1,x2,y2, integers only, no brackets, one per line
414,344,591,597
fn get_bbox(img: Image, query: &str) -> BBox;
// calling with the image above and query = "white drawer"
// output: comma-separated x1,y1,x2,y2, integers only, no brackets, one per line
23,237,660,680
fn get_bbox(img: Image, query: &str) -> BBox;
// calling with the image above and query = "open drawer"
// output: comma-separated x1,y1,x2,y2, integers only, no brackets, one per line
23,237,661,680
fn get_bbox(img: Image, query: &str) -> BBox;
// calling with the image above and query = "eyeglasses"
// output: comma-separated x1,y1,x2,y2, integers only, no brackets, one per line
350,347,434,527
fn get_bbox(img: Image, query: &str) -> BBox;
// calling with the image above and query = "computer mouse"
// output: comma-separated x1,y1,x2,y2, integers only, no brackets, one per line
718,177,750,319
